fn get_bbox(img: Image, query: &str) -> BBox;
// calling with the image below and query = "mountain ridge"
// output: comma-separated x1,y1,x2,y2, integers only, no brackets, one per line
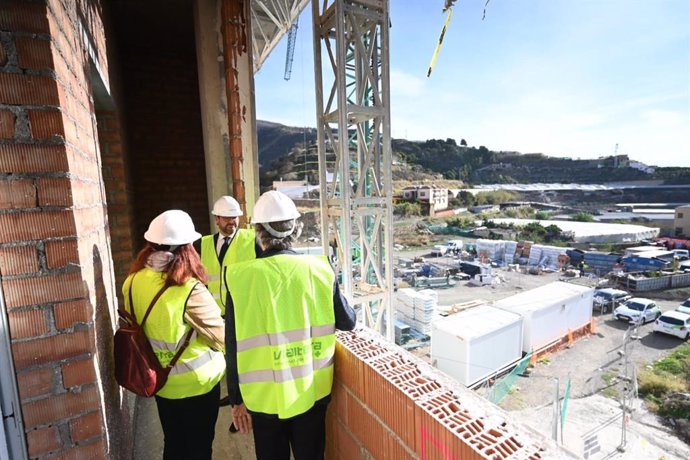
257,120,690,187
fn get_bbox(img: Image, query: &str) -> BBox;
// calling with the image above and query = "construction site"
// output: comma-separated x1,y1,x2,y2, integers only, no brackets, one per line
1,1,687,459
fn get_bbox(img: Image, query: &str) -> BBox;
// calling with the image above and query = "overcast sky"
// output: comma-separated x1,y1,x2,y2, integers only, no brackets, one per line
254,0,690,168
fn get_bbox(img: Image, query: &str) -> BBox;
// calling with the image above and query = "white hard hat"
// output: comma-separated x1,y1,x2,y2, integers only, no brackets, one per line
144,210,201,245
252,190,301,224
212,196,243,217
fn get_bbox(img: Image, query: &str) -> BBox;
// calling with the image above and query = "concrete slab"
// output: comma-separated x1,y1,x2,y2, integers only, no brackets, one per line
512,394,690,460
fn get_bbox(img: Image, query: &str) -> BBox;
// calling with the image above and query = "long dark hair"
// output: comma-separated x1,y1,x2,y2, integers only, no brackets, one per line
129,243,208,285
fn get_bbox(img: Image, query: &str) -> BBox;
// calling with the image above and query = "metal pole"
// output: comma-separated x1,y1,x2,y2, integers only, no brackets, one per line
619,390,627,452
618,326,632,452
552,378,559,442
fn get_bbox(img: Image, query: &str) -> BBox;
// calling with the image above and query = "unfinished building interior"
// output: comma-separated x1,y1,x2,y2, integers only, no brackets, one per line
0,0,573,458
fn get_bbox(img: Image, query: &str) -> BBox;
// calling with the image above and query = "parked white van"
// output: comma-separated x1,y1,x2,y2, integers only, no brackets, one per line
446,240,463,252
431,245,448,257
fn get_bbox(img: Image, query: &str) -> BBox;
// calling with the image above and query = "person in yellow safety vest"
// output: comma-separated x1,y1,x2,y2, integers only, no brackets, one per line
199,196,261,413
123,210,225,460
199,195,261,317
224,190,356,460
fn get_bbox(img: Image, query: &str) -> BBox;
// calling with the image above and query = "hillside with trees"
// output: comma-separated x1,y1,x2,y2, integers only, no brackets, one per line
257,121,690,186
392,138,690,184
256,120,317,170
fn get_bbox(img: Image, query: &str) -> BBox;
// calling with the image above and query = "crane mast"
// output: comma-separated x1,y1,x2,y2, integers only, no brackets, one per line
312,0,394,340
284,18,298,80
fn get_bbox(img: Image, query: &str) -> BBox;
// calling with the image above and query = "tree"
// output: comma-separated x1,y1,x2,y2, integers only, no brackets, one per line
523,222,547,238
456,191,476,207
572,212,595,222
544,224,564,242
460,139,467,146
394,202,421,217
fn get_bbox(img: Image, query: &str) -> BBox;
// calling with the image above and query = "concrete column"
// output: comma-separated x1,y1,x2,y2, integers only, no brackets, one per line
194,0,230,228
194,0,259,228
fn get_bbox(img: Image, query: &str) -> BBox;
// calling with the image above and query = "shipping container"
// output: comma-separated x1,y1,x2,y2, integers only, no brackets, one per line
583,251,621,275
621,253,671,272
493,281,594,353
431,305,523,387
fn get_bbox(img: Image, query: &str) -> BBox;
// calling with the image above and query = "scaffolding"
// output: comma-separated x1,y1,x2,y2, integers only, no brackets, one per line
312,0,394,340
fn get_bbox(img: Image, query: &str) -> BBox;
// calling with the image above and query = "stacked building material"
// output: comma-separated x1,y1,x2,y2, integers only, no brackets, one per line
396,288,438,335
528,244,570,270
504,241,518,265
397,288,417,325
516,240,533,257
475,239,506,263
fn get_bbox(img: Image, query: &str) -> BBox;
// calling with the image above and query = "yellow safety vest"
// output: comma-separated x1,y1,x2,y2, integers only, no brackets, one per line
226,254,335,419
200,228,256,315
123,268,226,399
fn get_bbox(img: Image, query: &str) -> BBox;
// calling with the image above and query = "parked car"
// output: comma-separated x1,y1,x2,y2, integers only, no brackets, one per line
653,310,690,340
613,298,661,324
672,249,690,261
592,288,631,312
677,298,690,315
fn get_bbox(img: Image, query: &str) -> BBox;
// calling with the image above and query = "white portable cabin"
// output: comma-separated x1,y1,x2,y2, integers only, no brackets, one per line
492,281,593,353
623,245,665,257
431,305,523,387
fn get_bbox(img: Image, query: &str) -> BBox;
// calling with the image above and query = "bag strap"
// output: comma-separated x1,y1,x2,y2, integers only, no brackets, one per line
125,273,169,328
140,284,170,327
125,274,196,370
166,328,195,370
166,281,202,369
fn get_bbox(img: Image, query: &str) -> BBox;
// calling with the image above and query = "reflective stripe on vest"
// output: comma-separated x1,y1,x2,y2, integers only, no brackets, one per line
236,324,336,352
123,269,225,399
200,229,256,315
239,355,334,384
227,254,336,419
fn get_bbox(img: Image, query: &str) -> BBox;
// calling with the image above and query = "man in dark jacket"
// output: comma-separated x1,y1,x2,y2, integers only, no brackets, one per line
224,191,356,460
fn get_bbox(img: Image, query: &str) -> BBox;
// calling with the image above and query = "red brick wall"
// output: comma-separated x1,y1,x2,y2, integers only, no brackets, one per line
329,330,565,459
97,110,134,301
115,3,210,247
0,0,125,457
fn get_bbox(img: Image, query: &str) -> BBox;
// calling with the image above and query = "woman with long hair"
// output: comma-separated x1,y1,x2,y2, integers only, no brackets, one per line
123,210,225,460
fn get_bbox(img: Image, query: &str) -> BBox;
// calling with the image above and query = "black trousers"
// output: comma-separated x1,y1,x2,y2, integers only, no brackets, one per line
155,382,221,460
251,403,328,460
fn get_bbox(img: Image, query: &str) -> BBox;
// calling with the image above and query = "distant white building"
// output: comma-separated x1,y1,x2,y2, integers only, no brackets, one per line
272,180,318,199
629,161,655,174
402,185,448,211
675,204,690,237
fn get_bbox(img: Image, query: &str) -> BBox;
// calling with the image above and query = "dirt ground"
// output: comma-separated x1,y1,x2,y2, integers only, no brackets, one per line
394,243,690,459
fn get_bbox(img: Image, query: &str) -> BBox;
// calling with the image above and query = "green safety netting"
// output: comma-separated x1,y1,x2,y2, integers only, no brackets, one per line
427,225,475,237
486,352,533,405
